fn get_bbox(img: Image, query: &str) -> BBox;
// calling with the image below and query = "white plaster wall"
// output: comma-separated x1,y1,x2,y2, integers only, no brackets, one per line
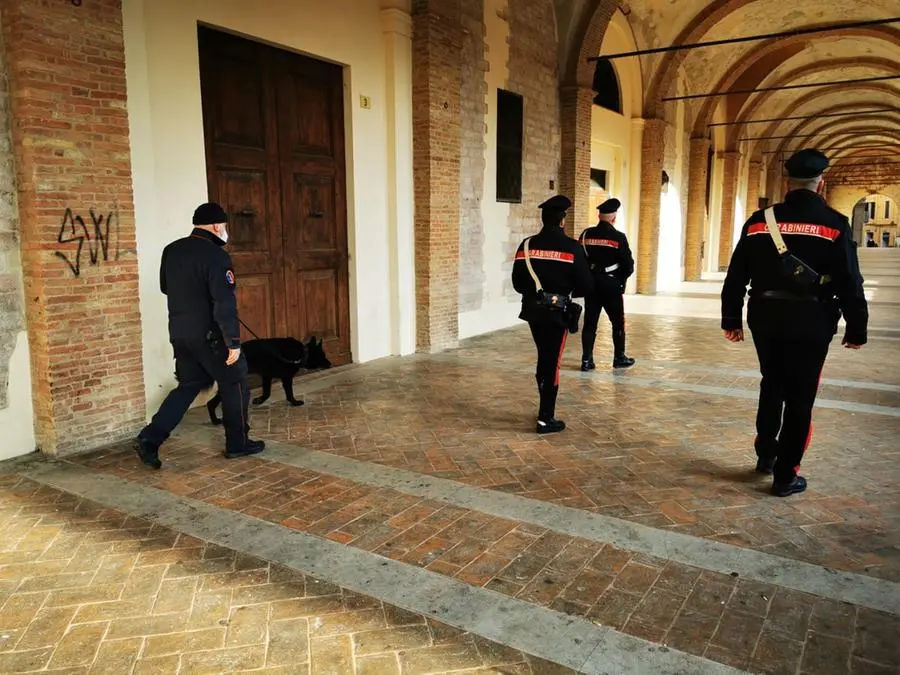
459,0,517,339
123,0,405,413
0,332,35,460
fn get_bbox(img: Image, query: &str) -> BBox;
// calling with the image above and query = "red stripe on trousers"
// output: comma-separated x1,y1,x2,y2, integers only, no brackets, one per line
797,368,824,472
555,331,568,386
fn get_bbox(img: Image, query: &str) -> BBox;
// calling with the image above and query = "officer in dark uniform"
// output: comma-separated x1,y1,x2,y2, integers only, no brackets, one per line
577,198,636,371
134,202,265,469
721,149,867,497
512,195,593,434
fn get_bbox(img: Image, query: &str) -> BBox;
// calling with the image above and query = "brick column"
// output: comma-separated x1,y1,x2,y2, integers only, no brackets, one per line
1,0,145,455
558,86,593,237
412,0,461,352
765,159,783,205
717,151,741,271
745,159,763,220
635,119,666,294
683,137,710,281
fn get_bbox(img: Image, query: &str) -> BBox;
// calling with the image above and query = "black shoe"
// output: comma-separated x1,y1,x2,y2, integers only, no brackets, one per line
755,457,776,475
581,358,595,372
133,438,162,470
612,355,635,369
772,476,807,497
536,419,566,435
224,439,265,459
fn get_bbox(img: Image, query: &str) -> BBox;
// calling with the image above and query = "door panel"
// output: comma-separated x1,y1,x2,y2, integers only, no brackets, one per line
275,54,350,364
198,26,351,363
234,275,276,342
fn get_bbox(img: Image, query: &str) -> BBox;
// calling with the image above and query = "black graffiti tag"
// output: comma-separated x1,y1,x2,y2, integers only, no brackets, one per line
55,208,120,278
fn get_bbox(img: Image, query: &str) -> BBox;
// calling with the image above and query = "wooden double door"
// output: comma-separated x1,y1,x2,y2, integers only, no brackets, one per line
198,26,351,365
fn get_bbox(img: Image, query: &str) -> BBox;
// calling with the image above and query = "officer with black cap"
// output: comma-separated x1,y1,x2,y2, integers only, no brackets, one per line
577,198,636,371
721,149,867,497
134,202,265,469
512,195,593,434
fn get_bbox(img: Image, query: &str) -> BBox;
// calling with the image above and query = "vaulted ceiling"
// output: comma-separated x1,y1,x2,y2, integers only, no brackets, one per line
556,0,900,189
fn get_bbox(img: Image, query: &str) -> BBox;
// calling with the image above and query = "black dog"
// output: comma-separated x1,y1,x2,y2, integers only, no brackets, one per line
206,336,332,425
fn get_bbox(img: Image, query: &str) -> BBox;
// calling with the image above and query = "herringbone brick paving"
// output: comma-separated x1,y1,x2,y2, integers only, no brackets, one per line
4,314,898,673
0,475,570,674
68,437,900,674
169,317,899,583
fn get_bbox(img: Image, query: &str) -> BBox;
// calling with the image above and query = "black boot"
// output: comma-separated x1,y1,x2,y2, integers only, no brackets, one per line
536,384,565,434
224,425,265,459
772,476,807,497
580,357,595,372
612,329,635,369
133,436,162,470
754,437,776,475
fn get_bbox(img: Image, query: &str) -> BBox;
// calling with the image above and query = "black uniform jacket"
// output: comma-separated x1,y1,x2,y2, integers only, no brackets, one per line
721,190,868,344
512,225,594,320
577,222,635,290
160,228,242,349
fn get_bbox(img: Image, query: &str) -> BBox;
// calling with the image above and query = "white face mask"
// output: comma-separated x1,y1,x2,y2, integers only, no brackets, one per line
218,227,229,245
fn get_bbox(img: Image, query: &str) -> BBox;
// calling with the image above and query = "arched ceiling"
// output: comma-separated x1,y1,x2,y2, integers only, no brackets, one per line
560,0,900,187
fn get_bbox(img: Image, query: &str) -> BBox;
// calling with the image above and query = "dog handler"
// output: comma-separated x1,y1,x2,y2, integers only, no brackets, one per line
134,202,265,468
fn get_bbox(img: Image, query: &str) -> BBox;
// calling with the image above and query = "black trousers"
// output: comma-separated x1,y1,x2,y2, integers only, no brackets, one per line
582,278,625,358
751,332,831,483
140,338,251,452
529,320,567,421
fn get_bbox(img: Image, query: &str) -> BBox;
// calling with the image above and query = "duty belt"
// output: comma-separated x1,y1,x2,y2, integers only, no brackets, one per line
758,290,821,302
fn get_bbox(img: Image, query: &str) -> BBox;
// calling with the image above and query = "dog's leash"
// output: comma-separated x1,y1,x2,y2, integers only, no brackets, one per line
239,318,262,340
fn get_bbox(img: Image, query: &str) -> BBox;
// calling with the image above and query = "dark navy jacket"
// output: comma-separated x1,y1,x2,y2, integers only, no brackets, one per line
578,221,635,290
721,190,868,344
512,225,594,320
160,228,241,348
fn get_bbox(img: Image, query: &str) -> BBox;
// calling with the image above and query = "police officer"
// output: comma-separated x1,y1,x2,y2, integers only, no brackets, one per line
721,149,867,497
134,202,265,469
578,198,636,371
512,195,593,434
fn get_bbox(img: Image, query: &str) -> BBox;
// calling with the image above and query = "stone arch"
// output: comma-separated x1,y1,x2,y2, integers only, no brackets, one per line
752,97,900,156
692,29,900,137
767,115,900,159
564,0,620,88
727,56,900,148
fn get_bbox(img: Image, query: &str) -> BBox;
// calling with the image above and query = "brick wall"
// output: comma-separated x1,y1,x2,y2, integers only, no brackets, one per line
683,137,710,280
1,0,145,454
503,0,560,293
745,159,762,221
636,118,667,294
412,0,462,351
458,0,486,312
717,151,741,270
558,86,592,239
0,21,22,410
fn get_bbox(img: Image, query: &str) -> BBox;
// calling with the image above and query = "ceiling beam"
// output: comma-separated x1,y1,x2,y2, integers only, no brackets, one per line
664,74,900,102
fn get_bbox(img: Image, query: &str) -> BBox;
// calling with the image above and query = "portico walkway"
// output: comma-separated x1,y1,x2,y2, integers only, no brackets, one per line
1,258,898,673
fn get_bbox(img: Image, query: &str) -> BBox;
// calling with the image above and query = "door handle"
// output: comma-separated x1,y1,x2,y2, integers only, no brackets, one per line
235,208,256,218
309,212,324,219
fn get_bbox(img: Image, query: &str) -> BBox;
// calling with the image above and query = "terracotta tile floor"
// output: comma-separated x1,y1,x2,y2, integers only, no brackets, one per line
3,312,898,673
0,475,569,674
69,437,900,673
184,315,900,582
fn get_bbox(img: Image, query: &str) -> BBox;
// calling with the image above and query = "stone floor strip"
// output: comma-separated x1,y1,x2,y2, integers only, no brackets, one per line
627,359,900,393
430,354,900,418
171,425,900,617
18,460,746,675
